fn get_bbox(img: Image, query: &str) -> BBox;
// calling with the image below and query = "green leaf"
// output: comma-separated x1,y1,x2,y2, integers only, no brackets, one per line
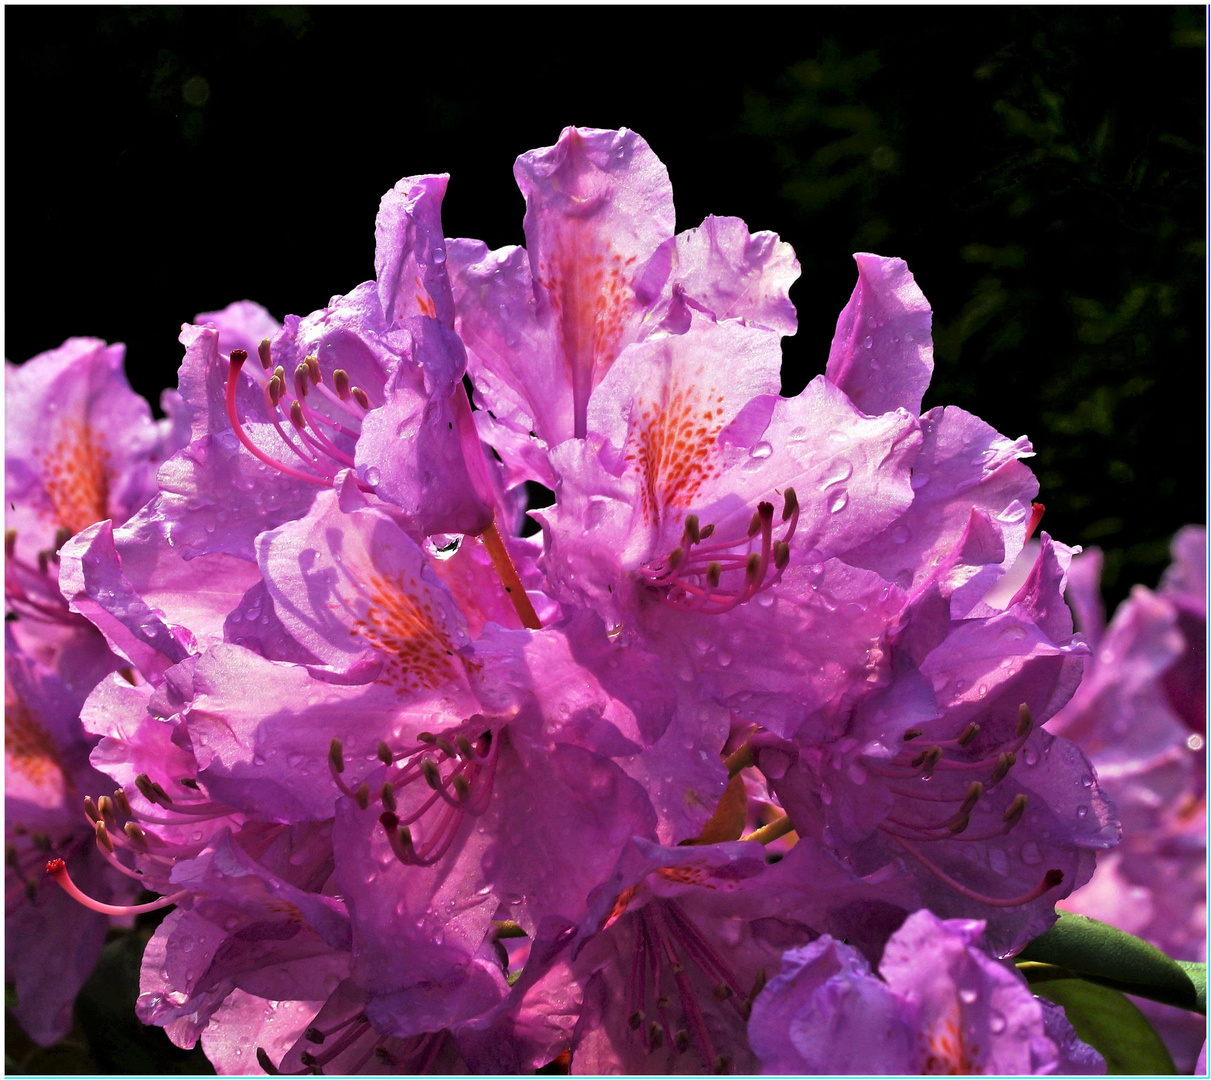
1017,911,1204,1014
1030,976,1176,1075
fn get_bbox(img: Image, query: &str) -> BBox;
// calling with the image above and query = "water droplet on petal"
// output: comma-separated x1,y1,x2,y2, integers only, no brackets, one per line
862,335,873,349
1022,744,1038,766
433,246,446,265
829,490,849,514
959,988,978,1005
1076,805,1088,819
990,1011,1007,1034
748,441,773,460
716,651,733,668
892,524,910,544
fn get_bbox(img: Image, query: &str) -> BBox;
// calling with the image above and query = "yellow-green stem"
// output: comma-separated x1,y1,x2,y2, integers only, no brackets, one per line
481,520,542,630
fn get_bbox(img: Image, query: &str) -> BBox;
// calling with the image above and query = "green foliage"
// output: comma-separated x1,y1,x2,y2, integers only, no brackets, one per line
1029,975,1177,1074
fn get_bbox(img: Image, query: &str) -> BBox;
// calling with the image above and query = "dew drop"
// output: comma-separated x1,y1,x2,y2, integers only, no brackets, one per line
903,332,914,344
862,335,873,349
748,441,773,460
959,988,978,1005
892,524,910,544
823,460,854,486
678,666,694,683
988,847,1008,876
829,490,849,514
364,467,382,487
432,246,446,265
253,753,266,766
894,569,913,590
989,1011,1007,1034
1080,775,1093,788
1076,805,1088,819
755,592,775,608
716,651,733,668
1022,744,1038,766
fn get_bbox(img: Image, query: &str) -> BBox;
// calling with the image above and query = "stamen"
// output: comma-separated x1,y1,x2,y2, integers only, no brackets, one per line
1016,703,1033,739
333,369,351,400
257,338,273,369
990,752,1016,785
377,741,393,765
1025,502,1045,541
741,814,795,846
480,521,543,630
351,387,370,410
957,722,980,747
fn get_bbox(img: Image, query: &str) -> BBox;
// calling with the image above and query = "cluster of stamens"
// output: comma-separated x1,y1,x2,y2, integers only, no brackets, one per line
256,1014,448,1075
641,489,798,614
46,772,240,916
4,526,80,627
863,704,1065,908
329,721,499,868
226,340,373,487
622,898,764,1073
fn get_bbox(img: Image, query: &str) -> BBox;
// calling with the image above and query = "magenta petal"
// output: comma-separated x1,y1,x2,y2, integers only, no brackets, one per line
375,173,456,328
826,253,935,417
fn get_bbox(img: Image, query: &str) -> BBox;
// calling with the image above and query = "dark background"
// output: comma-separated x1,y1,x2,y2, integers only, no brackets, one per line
3,6,1207,1072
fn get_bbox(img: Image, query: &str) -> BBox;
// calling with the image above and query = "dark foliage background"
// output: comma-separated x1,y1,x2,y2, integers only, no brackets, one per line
5,6,1206,1073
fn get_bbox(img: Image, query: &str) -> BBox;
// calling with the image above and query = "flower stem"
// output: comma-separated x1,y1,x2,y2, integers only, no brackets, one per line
480,521,542,630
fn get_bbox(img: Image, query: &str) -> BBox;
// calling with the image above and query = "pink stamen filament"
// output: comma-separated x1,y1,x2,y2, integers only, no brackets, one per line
46,859,187,915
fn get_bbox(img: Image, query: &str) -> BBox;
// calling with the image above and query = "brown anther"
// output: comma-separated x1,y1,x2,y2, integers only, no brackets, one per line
748,510,762,537
96,796,117,829
712,983,733,1000
328,738,345,774
749,969,767,1000
289,400,306,430
379,810,399,831
990,751,1016,785
773,540,790,570
84,796,100,824
53,526,72,553
948,813,971,835
920,746,942,778
352,386,370,409
745,552,762,583
957,722,980,747
256,1047,280,1075
421,758,442,789
674,1029,690,1052
960,781,984,814
5,845,17,869
456,735,474,759
24,880,38,901
257,337,273,369
714,1053,733,1073
304,355,322,385
299,1050,317,1067
273,364,286,384
354,782,370,810
699,523,715,540
267,375,284,406
417,731,437,744
94,820,114,853
304,1026,325,1044
706,562,722,587
1002,793,1028,825
452,774,471,801
1017,703,1033,739
333,369,351,400
435,736,457,758
902,728,924,742
124,822,148,847
666,546,684,573
782,487,799,521
656,994,670,1009
294,363,311,398
628,1010,644,1031
381,783,397,812
377,741,393,765
5,528,16,558
179,779,199,791
31,832,51,853
684,514,701,545
37,551,49,576
670,961,685,975
648,1022,664,1049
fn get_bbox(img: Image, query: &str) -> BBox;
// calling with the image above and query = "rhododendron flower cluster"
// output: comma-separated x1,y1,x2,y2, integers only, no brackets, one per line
5,125,1200,1075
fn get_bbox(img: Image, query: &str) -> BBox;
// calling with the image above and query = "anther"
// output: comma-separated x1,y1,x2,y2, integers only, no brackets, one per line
713,1053,733,1074
455,735,474,759
667,546,685,573
289,400,306,430
333,369,351,400
421,759,442,789
84,796,100,824
1044,868,1063,889
674,1029,691,1052
304,355,322,385
267,374,284,405
304,1026,325,1044
1017,703,1033,739
648,1022,664,1049
782,488,799,521
744,552,762,583
354,782,370,810
329,739,345,774
684,515,700,545
179,779,199,791
1002,793,1028,825
96,796,117,830
960,781,983,814
416,731,437,744
381,783,397,812
5,529,16,558
698,523,715,540
773,540,790,570
53,526,72,554
712,983,733,1000
656,995,670,1009
435,736,457,758
377,741,393,765
706,562,722,587
990,752,1016,785
380,811,399,832
256,1048,280,1074
911,747,943,777
352,387,370,409
31,832,51,853
948,814,971,835
94,820,114,853
628,1010,644,1031
748,970,767,1001
957,722,980,747
748,511,762,538
5,845,18,869
294,363,311,398
257,338,273,370
124,822,148,847
452,774,471,801
902,728,924,742
299,1050,317,1067
24,880,38,901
